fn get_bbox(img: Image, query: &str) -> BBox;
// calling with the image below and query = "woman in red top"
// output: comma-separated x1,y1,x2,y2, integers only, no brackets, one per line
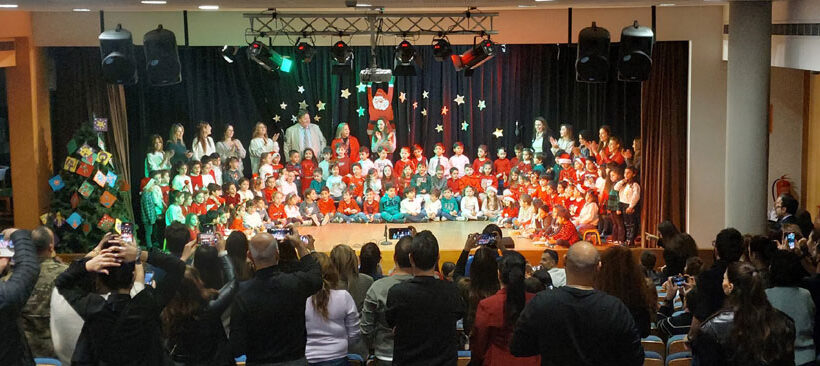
548,206,580,246
330,123,360,162
471,251,540,366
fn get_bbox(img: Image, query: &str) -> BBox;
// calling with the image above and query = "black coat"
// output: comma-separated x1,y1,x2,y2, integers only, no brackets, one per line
0,230,40,366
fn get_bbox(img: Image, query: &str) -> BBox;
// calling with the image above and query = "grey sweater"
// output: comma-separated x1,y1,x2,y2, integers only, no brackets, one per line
766,286,816,365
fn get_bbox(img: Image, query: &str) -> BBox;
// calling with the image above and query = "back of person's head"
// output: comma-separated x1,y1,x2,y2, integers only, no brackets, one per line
779,194,798,216
330,244,360,291
769,250,808,287
531,268,553,290
684,257,704,277
165,222,190,258
565,241,600,283
311,252,339,320
470,247,500,299
481,224,503,246
715,228,744,262
525,276,546,294
639,250,657,271
748,235,777,266
193,245,223,290
394,236,413,269
99,260,136,292
248,233,278,268
595,245,654,312
359,242,382,277
31,225,54,255
278,239,299,264
162,266,216,339
663,232,698,275
441,261,456,280
658,220,680,240
225,231,252,280
410,231,439,271
499,251,527,327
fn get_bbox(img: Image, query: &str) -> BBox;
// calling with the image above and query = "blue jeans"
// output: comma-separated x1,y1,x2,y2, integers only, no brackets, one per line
336,212,367,223
439,210,458,221
308,357,348,366
404,212,428,223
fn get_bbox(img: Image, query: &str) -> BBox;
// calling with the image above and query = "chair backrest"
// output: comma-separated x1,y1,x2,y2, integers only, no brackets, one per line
668,339,688,355
642,340,665,358
667,357,692,366
457,356,471,366
643,358,663,366
34,358,62,366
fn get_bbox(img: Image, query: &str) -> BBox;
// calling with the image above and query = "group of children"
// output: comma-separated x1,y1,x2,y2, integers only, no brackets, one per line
139,133,641,248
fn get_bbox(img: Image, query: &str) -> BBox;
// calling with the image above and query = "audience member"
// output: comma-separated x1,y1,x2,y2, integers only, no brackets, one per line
657,284,698,340
305,253,361,366
691,262,796,366
386,231,465,366
470,251,540,366
693,228,744,323
330,244,374,312
511,241,644,366
661,232,698,279
656,220,681,248
359,242,384,280
230,233,322,365
226,231,254,281
441,261,456,282
194,244,227,290
455,242,500,335
774,193,799,231
0,229,40,366
538,249,565,287
766,250,815,366
748,235,777,289
640,250,662,286
595,245,656,337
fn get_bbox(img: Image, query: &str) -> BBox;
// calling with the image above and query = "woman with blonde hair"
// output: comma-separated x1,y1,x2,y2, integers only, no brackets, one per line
215,124,247,173
167,123,193,165
249,122,279,175
192,122,216,161
329,244,374,312
331,122,361,162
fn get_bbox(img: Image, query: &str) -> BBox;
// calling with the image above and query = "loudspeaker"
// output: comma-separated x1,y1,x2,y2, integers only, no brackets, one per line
99,24,138,85
576,22,610,83
143,25,182,86
618,21,654,82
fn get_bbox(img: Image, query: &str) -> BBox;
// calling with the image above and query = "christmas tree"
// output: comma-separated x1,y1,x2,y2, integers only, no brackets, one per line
47,120,134,253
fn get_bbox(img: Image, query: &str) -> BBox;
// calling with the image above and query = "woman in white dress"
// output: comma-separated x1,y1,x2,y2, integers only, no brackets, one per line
249,122,279,175
191,122,216,161
215,124,247,174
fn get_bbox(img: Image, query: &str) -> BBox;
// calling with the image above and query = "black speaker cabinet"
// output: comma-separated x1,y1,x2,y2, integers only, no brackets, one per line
99,24,138,85
143,25,182,86
618,22,654,82
576,23,611,83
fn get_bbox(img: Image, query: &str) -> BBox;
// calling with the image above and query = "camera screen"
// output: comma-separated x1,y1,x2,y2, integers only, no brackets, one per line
477,234,496,246
269,227,293,240
389,228,412,240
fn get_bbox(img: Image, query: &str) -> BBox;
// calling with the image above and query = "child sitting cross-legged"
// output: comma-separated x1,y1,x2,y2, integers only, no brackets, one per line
362,190,382,223
425,188,443,221
335,189,367,223
379,184,405,223
316,187,337,225
400,186,428,223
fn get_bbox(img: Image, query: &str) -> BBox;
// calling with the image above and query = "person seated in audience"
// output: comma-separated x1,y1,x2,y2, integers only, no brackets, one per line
766,250,815,366
471,251,541,366
690,262,796,366
692,228,744,324
362,190,382,223
317,187,337,225
358,242,383,281
656,275,698,340
55,232,185,365
511,241,644,365
0,229,40,366
379,184,405,223
640,250,663,286
230,232,321,365
454,240,500,336
300,188,323,226
386,231,465,365
400,187,428,223
225,231,254,281
595,245,655,338
538,249,565,287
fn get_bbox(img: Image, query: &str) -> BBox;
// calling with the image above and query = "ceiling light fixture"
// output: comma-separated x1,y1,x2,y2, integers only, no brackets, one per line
0,4,19,8
534,0,555,2
140,1,167,4
73,8,91,11
356,3,372,7
517,4,535,7
658,3,676,6
198,5,219,10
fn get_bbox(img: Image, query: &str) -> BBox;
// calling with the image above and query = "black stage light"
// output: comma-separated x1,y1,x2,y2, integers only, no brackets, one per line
452,38,496,73
295,41,316,63
394,40,416,76
331,40,354,74
221,45,239,63
576,22,610,83
618,21,654,81
432,38,452,61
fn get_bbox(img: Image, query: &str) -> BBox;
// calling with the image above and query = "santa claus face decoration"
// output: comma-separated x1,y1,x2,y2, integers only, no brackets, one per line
372,92,390,111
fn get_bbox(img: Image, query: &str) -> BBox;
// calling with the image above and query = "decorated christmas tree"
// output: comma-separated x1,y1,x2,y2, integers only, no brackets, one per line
47,119,134,253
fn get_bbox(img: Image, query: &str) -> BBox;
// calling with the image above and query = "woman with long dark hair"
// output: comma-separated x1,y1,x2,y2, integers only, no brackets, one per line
594,245,656,337
661,232,698,279
470,251,540,366
225,231,253,281
193,245,225,290
358,242,383,280
455,237,501,335
191,122,216,161
691,261,796,366
765,251,814,366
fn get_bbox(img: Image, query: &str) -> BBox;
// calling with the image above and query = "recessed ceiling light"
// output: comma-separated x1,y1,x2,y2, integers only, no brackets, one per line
141,0,167,4
534,0,555,2
73,8,91,11
518,4,536,7
659,3,676,6
198,4,219,10
0,4,18,8
355,3,372,6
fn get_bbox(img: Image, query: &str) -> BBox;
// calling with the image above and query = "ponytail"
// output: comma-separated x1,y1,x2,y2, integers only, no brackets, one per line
500,251,527,328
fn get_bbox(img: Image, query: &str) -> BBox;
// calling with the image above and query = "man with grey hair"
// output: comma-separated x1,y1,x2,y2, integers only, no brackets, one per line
283,109,327,157
230,232,322,366
511,242,644,366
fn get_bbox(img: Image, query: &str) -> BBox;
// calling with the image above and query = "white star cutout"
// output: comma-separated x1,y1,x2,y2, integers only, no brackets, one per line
435,124,443,133
280,102,288,110
341,89,351,99
316,100,326,111
273,115,281,122
297,85,305,94
493,128,504,138
477,100,487,111
314,115,321,122
291,115,297,123
298,100,309,110
412,101,418,109
399,92,406,103
462,121,469,131
441,106,448,115
422,90,429,99
454,95,465,105
421,108,428,116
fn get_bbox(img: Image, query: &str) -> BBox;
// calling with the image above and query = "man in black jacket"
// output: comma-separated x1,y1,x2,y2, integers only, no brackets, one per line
0,229,41,366
510,241,644,366
691,228,744,323
230,232,322,366
55,233,185,365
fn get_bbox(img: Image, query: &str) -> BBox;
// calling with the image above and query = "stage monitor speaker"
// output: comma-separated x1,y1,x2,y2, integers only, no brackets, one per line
99,24,138,85
143,25,182,86
618,21,654,82
576,22,610,83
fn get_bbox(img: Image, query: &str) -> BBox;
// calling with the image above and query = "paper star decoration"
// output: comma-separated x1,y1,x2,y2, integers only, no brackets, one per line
280,102,288,110
477,100,487,111
357,107,366,117
399,92,406,103
314,115,322,122
341,89,351,99
441,106,448,115
493,128,504,138
454,95,465,105
273,115,281,122
435,124,444,133
357,83,367,93
316,100,326,111
412,101,418,109
422,90,429,99
298,100,309,110
421,108,428,116
291,115,298,123
461,121,470,131
297,85,305,94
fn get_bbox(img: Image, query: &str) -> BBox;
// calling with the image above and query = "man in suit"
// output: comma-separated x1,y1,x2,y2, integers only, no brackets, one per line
284,110,327,157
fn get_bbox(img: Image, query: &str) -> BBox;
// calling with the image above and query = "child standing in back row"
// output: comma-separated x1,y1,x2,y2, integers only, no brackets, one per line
449,142,470,177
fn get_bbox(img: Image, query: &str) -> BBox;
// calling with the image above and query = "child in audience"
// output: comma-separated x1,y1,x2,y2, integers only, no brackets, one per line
326,164,346,201
189,190,208,216
317,187,337,225
237,178,254,203
258,152,275,182
460,185,483,221
411,164,431,200
222,157,242,186
400,187,427,223
318,147,333,180
334,142,352,176
425,188,443,221
267,191,287,226
262,176,277,203
394,147,416,180
337,189,367,223
189,161,205,191
343,163,365,204
396,165,414,197
573,190,599,232
309,169,325,195
449,142,470,176
277,170,299,198
447,167,464,200
301,148,317,192
362,190,382,223
284,193,303,225
379,184,405,223
494,147,511,189
430,165,448,194
439,187,460,221
285,150,303,188
364,168,382,197
300,188,322,226
358,147,374,176
428,143,450,178
172,161,193,193
482,186,502,221
498,193,519,228
514,193,535,229
222,182,240,207
374,147,393,178
472,144,491,173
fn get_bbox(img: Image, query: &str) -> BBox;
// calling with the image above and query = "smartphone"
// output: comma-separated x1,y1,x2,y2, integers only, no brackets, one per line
672,275,686,287
388,227,412,240
787,232,796,249
198,232,216,246
300,235,309,243
0,234,13,258
120,223,133,244
144,271,154,286
202,224,215,234
477,233,496,246
268,227,293,240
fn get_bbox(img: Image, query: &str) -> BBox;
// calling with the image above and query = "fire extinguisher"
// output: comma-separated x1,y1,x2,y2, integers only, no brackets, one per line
771,175,792,202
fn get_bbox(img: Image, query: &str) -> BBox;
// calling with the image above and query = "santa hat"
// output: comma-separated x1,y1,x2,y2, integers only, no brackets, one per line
576,184,586,194
557,153,572,165
502,189,516,203
486,186,498,194
574,157,586,166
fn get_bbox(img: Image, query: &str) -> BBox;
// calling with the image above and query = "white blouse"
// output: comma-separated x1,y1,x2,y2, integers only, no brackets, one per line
249,137,279,174
216,139,247,172
191,136,216,161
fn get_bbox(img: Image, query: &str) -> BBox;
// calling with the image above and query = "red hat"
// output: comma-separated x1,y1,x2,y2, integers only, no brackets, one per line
574,157,586,166
557,153,572,165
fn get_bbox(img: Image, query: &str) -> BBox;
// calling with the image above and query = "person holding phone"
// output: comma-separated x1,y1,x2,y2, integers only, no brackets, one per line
0,228,41,366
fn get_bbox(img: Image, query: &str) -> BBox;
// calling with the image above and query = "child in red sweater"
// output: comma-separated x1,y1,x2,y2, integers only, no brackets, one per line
477,161,498,195
343,163,365,204
336,189,366,223
412,144,427,167
472,144,492,174
461,166,480,193
393,147,416,180
188,190,208,216
447,167,464,199
262,176,277,204
510,144,523,168
205,183,225,212
497,194,519,228
267,191,287,225
317,187,337,225
334,142,352,176
301,148,317,192
494,147,512,189
396,164,414,197
362,190,382,223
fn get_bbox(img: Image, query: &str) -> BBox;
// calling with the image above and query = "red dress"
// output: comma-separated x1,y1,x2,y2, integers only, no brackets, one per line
549,221,580,245
301,160,316,191
472,157,492,174
470,288,541,366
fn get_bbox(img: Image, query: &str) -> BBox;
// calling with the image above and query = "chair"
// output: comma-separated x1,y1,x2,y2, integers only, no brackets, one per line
235,355,246,366
666,351,692,366
34,359,61,366
642,336,665,359
644,350,663,366
667,334,688,355
582,229,601,246
457,350,471,366
349,353,366,366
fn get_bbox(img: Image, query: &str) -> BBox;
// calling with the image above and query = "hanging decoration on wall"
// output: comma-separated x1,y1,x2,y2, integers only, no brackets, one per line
357,107,366,117
316,100,326,111
340,88,351,99
97,214,115,231
477,100,487,111
435,124,443,133
67,140,79,155
106,171,118,188
412,101,418,109
67,212,83,229
70,192,80,209
441,106,448,115
93,117,109,132
298,100,308,110
273,115,281,122
399,92,406,103
357,82,367,93
461,121,469,131
314,115,321,122
422,90,429,99
493,128,504,138
421,108,427,116
454,95,465,105
78,144,94,158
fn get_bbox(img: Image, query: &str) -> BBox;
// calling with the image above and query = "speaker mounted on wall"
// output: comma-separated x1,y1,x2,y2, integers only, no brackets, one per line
143,24,182,86
618,21,654,82
99,24,138,85
576,22,610,83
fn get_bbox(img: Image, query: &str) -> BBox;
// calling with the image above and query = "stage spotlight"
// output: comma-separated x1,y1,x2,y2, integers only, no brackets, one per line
451,38,496,75
432,38,452,61
295,42,316,63
331,40,354,74
576,22,610,83
394,40,416,76
221,45,239,63
248,41,293,73
618,21,654,81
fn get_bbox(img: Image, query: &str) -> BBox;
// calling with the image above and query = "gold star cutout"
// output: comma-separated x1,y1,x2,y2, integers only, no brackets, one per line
341,89,351,99
412,101,418,109
316,100,326,111
421,108,428,116
297,85,305,94
298,100,309,110
493,128,504,138
435,124,443,133
441,106,448,115
273,115,281,122
422,90,429,99
477,100,487,111
314,115,322,122
399,92,406,103
454,95,465,105
280,102,288,110
461,121,469,131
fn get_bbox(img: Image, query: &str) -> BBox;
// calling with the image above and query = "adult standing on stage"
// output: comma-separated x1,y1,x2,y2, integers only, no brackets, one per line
589,125,612,162
370,119,396,158
216,124,247,174
283,110,326,162
531,117,554,163
331,123,360,162
249,122,280,175
166,123,193,165
192,122,216,161
549,123,575,156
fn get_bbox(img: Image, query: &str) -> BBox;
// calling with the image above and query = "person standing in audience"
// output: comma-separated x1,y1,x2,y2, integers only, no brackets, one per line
510,241,644,366
766,250,815,366
538,249,565,287
249,122,280,175
0,229,40,366
692,228,744,324
216,124,247,175
362,237,414,365
386,231,465,366
226,231,254,281
471,251,540,366
331,244,374,313
359,242,383,281
690,262,796,366
230,233,322,365
192,122,216,161
305,253,361,366
167,123,193,165
454,240,500,335
594,245,656,338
